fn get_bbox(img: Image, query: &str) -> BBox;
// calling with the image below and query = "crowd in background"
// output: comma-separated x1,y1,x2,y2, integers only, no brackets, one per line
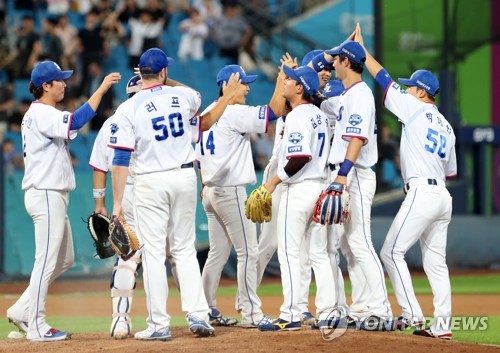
0,0,402,188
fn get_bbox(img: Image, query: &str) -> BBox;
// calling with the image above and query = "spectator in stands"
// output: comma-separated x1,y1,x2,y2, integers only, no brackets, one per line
78,9,108,96
146,0,171,29
8,98,30,132
177,8,209,61
116,0,140,24
55,14,79,70
193,0,222,58
379,122,403,191
47,0,71,15
0,15,41,82
40,17,65,64
0,81,14,129
3,138,24,174
101,11,126,47
213,2,252,65
81,61,115,130
126,9,164,69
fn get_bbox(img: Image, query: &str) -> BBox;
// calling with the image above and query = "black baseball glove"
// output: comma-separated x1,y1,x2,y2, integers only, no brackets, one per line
87,213,116,259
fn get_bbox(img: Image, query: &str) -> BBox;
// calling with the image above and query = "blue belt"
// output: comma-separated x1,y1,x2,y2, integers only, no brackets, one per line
405,178,437,192
181,162,194,169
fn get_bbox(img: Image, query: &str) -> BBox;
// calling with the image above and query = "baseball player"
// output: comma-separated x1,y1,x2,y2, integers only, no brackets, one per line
196,63,287,328
256,51,346,326
354,24,456,339
258,65,338,331
6,61,120,342
108,48,239,341
310,40,393,329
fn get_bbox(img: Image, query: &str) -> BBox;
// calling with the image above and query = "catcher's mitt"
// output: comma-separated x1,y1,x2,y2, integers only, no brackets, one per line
109,215,141,261
246,185,272,223
312,183,350,225
87,213,116,259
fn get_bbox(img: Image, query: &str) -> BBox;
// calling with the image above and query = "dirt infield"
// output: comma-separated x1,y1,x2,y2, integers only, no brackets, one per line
1,279,499,353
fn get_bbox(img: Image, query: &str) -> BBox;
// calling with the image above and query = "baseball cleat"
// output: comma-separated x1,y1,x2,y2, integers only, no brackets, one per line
134,327,171,341
393,316,424,330
241,314,273,328
7,315,28,334
208,308,238,326
258,318,301,331
300,312,316,326
111,319,131,339
413,328,452,340
29,328,70,342
187,315,215,337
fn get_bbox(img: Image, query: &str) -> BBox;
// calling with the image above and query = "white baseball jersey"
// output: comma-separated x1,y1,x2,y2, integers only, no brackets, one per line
278,103,330,184
21,102,78,191
384,82,457,182
109,85,201,173
268,116,286,166
89,115,135,185
196,102,268,186
322,82,378,168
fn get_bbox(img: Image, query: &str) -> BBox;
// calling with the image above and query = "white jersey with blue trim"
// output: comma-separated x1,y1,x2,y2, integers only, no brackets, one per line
89,115,135,185
108,85,201,174
196,101,268,186
278,103,330,184
21,102,78,191
268,116,286,165
384,82,457,183
323,81,378,168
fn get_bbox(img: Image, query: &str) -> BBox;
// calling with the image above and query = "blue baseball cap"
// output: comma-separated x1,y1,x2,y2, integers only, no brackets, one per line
301,49,325,66
325,40,366,65
323,79,344,98
283,65,319,95
139,48,175,74
398,69,440,96
31,61,73,88
126,75,142,98
216,65,258,87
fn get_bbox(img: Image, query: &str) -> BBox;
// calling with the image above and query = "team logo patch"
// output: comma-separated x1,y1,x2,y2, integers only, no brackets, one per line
110,123,119,135
258,106,266,120
348,114,362,126
346,127,361,134
110,136,117,143
151,86,162,92
288,132,303,144
190,116,198,126
172,97,180,108
63,114,69,124
288,146,302,153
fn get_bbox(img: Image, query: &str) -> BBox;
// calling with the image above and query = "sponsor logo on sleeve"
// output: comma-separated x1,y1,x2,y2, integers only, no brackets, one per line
110,123,119,135
258,106,266,120
63,114,69,124
190,116,198,126
288,146,303,153
348,114,362,126
288,132,303,144
346,127,361,134
110,136,117,143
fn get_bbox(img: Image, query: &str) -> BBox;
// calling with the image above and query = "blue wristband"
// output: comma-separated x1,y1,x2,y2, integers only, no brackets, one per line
70,102,96,130
268,107,278,121
375,69,393,91
311,54,331,73
337,159,354,177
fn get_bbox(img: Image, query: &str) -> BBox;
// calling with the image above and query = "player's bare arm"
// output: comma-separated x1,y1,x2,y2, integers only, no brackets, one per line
111,165,128,216
269,53,297,117
93,170,108,216
199,72,241,131
263,175,282,194
353,23,383,78
87,72,121,111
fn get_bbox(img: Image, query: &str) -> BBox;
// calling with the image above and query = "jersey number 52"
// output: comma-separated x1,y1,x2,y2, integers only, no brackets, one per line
425,128,447,158
151,113,184,141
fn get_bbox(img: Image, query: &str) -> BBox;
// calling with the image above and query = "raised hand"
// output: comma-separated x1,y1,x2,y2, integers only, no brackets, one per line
221,72,241,100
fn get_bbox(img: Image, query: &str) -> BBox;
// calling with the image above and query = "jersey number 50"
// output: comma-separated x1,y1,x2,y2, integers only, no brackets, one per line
425,128,446,158
151,113,184,141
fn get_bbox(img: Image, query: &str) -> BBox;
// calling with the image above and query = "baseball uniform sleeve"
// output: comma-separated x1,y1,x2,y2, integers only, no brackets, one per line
226,104,268,134
189,115,201,143
37,106,78,140
177,86,202,120
283,111,311,160
445,134,457,177
341,88,374,143
89,118,113,172
320,96,340,119
384,83,421,124
108,106,135,151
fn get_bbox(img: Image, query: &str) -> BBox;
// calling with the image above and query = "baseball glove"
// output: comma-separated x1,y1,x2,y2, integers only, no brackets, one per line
312,183,351,225
87,213,116,259
108,215,141,261
246,185,272,223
